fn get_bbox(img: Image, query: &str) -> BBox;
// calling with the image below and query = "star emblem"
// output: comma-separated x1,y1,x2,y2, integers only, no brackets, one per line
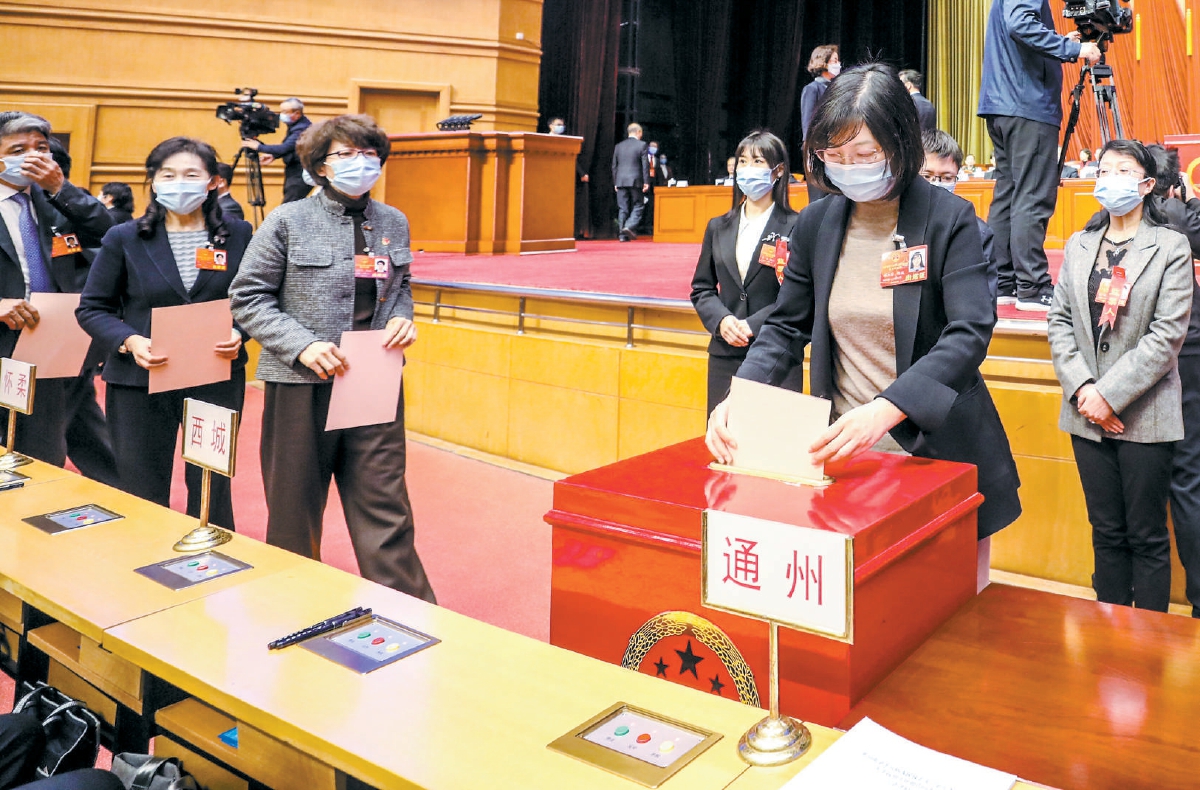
709,674,725,695
654,656,669,677
675,640,704,679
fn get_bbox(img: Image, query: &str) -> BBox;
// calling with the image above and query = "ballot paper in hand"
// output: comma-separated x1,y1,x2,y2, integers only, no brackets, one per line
11,293,91,379
325,329,405,431
785,718,1016,790
148,299,233,394
724,377,832,483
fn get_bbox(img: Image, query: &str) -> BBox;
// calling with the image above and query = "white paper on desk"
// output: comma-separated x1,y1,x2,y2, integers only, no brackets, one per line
325,329,404,431
785,718,1016,790
726,377,831,481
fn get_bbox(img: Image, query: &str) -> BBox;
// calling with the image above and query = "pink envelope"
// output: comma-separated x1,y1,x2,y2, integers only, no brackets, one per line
11,293,91,379
148,299,233,394
325,329,405,431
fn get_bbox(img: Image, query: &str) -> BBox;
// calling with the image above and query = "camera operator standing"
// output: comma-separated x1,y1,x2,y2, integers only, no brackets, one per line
979,0,1101,312
241,98,311,204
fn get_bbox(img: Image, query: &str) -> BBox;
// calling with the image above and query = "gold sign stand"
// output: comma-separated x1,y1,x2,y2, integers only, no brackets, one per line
173,398,238,552
173,469,233,552
737,621,811,766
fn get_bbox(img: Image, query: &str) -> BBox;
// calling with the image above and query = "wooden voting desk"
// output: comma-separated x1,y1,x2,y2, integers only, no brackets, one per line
385,132,582,255
842,584,1200,790
652,180,1102,250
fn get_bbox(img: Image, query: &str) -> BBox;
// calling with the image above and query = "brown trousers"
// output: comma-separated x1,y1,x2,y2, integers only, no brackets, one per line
260,382,435,602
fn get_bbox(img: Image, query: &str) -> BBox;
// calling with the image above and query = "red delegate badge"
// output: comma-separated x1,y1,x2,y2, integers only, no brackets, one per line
1095,265,1129,330
758,238,789,285
50,233,81,258
354,254,390,279
194,247,227,271
880,244,929,288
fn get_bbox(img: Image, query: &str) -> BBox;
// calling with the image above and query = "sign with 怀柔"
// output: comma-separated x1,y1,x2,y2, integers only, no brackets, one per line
0,358,35,414
701,509,853,643
181,398,238,477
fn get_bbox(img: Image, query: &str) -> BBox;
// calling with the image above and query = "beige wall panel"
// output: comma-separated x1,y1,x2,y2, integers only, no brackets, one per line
991,456,1092,587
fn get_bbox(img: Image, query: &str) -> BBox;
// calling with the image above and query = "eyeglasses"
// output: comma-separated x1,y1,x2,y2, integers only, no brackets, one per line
324,148,380,162
815,148,885,166
1096,167,1145,179
920,172,958,186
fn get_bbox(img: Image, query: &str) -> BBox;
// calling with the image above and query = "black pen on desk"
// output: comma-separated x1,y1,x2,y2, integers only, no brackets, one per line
268,606,373,650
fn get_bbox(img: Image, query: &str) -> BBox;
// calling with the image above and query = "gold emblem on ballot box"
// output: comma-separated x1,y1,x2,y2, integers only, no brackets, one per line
622,611,760,707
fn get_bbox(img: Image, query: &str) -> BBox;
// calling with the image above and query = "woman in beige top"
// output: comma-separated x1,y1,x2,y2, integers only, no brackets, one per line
706,63,1020,579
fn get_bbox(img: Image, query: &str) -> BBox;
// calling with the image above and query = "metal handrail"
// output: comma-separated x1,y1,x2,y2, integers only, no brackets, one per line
411,278,707,348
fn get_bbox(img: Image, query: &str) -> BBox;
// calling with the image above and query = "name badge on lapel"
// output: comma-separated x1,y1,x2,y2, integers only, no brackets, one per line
354,253,390,279
1095,265,1129,330
758,233,789,285
50,233,81,258
880,245,929,288
195,247,227,271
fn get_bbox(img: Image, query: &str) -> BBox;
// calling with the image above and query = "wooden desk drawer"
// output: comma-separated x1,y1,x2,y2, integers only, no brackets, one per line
48,659,118,726
157,699,339,790
155,734,249,790
0,588,22,632
28,622,143,712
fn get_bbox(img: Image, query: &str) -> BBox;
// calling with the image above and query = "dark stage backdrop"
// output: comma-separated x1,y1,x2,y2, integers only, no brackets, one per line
539,0,928,237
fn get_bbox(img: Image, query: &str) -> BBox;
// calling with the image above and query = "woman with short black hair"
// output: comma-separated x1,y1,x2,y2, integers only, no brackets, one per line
230,114,435,602
708,64,1020,580
99,181,135,224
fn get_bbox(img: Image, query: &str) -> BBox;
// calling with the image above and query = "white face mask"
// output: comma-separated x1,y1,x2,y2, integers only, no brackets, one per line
0,154,33,188
154,180,210,214
824,160,893,202
828,62,842,77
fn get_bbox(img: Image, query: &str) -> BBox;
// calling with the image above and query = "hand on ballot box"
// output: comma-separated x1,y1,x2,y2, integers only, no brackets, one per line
0,298,39,330
811,398,907,464
382,316,417,349
123,334,168,370
299,341,349,380
214,327,243,360
705,399,738,464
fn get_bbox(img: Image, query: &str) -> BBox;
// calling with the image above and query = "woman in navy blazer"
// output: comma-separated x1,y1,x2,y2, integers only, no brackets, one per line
77,137,251,530
708,64,1020,571
690,130,800,413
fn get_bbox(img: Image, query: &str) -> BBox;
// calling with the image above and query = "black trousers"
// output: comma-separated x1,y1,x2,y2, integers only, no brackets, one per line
105,372,245,531
0,379,68,466
1171,352,1200,617
706,355,804,415
63,367,118,487
260,382,435,601
1072,435,1174,611
0,714,122,790
615,187,644,234
986,115,1060,300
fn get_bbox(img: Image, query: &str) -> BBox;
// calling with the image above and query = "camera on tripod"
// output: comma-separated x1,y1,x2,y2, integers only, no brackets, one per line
1063,0,1134,43
215,87,280,139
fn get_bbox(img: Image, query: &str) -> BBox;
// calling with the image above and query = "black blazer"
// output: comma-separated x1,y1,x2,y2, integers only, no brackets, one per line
218,193,245,221
0,182,113,356
76,219,253,387
912,92,937,131
737,177,1021,538
612,137,650,188
691,204,798,359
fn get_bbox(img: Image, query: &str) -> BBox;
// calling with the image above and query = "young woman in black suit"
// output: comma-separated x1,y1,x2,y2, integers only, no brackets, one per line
690,130,800,413
707,64,1021,580
77,137,252,529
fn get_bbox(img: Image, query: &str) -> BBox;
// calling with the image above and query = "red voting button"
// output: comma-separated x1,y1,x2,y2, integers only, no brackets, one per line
196,565,208,571
636,733,652,744
372,637,385,645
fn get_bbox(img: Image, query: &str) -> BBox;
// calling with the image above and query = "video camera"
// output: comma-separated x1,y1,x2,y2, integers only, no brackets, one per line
215,87,280,139
1063,0,1133,42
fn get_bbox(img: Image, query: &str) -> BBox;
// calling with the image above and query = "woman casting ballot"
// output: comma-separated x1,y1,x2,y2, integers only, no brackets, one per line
706,64,1022,560
1048,139,1192,612
230,114,435,602
77,137,250,529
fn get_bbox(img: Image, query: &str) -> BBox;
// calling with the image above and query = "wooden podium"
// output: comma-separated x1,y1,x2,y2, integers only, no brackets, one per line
384,131,581,255
546,439,982,727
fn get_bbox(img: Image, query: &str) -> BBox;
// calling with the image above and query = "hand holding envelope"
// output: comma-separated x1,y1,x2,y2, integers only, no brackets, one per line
325,329,406,431
11,293,89,379
147,299,234,393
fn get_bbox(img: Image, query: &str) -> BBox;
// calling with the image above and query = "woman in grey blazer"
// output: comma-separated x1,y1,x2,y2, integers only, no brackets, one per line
229,114,434,602
1048,139,1194,612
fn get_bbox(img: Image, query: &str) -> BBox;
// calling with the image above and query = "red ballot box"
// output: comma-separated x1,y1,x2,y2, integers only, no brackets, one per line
546,438,982,727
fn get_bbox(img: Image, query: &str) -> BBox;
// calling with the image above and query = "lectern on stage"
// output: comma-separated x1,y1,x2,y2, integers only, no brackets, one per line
546,438,982,727
385,131,582,254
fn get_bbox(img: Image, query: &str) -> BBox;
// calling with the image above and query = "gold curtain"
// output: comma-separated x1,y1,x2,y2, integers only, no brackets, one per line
928,0,991,161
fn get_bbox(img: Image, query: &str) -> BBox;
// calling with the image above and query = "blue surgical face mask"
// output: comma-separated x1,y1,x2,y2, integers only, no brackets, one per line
154,180,211,215
823,160,894,202
301,169,316,187
550,124,565,134
648,146,658,156
326,154,381,197
1093,174,1146,217
0,154,33,188
931,179,957,194
737,166,776,201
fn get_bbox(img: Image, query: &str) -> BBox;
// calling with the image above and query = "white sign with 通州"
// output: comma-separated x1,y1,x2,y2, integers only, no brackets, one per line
0,358,35,414
181,398,238,477
702,509,853,642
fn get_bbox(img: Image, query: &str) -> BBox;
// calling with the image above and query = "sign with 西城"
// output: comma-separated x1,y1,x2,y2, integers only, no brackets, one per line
0,358,35,414
181,398,238,477
701,510,853,643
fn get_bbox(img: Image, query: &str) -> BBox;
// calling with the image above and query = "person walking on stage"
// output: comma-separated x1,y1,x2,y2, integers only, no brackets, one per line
612,123,649,241
691,130,801,413
1048,139,1192,612
77,137,251,530
230,114,436,602
978,0,1100,312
